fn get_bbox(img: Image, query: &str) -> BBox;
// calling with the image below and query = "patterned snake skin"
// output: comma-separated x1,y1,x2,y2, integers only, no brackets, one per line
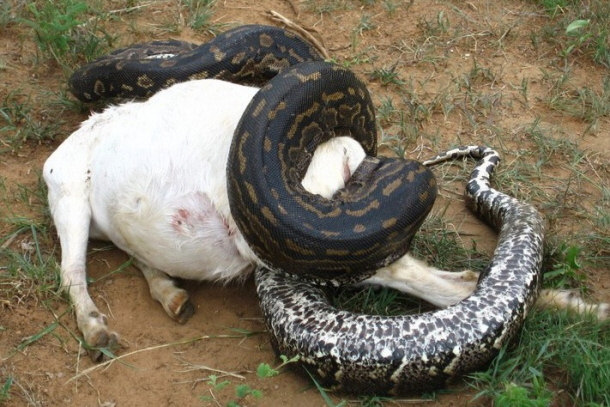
255,146,545,394
227,61,436,281
69,25,324,102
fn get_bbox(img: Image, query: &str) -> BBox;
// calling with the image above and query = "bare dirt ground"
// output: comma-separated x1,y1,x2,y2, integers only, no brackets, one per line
1,0,609,406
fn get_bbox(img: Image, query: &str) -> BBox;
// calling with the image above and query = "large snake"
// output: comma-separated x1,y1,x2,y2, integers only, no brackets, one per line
69,25,544,394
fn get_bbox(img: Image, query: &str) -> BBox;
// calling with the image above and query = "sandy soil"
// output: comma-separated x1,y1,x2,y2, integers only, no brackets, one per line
1,0,608,406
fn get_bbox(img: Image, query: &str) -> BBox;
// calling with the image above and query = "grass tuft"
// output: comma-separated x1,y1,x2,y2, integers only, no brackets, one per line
533,0,610,67
0,376,12,404
180,0,223,33
17,0,113,67
469,309,609,406
0,91,62,152
546,74,610,132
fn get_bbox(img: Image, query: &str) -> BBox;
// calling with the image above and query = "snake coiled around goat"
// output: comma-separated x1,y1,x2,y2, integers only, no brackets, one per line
227,61,436,280
71,24,438,282
69,25,544,394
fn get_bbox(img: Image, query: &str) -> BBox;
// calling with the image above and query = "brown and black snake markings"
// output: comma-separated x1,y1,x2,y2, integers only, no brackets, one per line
228,61,437,282
69,25,544,394
69,25,325,102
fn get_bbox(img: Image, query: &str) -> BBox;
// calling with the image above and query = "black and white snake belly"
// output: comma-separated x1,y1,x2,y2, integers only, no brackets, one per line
256,146,544,394
68,25,545,394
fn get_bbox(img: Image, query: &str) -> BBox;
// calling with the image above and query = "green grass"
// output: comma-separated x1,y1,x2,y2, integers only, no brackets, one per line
0,171,58,310
17,0,113,68
180,0,223,33
195,354,300,405
0,91,62,153
0,1,13,28
303,0,353,15
532,0,610,67
0,376,12,404
470,309,609,406
369,65,406,87
351,13,377,49
547,74,610,133
0,219,59,301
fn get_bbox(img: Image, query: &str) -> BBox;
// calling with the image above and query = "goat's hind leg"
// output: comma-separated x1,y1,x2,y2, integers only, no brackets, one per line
50,194,120,361
135,260,195,324
362,253,609,320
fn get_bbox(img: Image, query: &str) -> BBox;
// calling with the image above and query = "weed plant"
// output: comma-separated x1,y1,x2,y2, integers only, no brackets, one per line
533,0,610,67
17,0,113,67
470,309,609,405
0,91,62,152
180,0,224,33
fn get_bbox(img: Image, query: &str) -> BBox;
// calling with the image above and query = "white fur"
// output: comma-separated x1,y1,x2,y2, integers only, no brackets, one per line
44,79,607,358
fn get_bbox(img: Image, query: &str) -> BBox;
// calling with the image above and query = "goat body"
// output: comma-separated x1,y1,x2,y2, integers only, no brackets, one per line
44,79,607,360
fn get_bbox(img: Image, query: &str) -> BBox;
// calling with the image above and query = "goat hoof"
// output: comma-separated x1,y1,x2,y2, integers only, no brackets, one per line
86,328,121,362
458,270,479,282
175,300,195,324
166,289,195,324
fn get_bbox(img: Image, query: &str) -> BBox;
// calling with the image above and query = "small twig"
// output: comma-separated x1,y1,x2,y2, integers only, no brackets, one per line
0,233,17,249
100,2,158,17
267,10,330,60
583,153,603,184
206,389,222,407
83,2,158,25
177,360,246,380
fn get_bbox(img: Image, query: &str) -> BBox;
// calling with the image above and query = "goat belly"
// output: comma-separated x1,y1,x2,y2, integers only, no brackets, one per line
84,79,260,281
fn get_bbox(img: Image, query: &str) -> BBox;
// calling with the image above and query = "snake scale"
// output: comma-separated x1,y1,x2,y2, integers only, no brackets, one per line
227,60,436,280
69,25,545,394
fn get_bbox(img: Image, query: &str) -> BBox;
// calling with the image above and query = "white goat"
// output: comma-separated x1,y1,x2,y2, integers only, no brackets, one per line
44,79,608,360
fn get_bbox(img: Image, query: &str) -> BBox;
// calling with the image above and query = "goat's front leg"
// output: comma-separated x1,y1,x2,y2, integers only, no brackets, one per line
135,260,195,324
51,195,120,361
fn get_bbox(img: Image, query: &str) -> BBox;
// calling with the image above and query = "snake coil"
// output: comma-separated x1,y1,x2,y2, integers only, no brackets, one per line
227,61,436,281
256,146,544,394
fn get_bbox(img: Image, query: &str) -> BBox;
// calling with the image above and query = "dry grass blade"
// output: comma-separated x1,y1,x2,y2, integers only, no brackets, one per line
177,359,246,380
267,10,330,59
66,334,243,384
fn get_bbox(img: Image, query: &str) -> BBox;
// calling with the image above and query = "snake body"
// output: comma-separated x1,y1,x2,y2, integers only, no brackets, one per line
69,26,544,393
256,146,544,393
69,25,324,102
227,61,436,281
